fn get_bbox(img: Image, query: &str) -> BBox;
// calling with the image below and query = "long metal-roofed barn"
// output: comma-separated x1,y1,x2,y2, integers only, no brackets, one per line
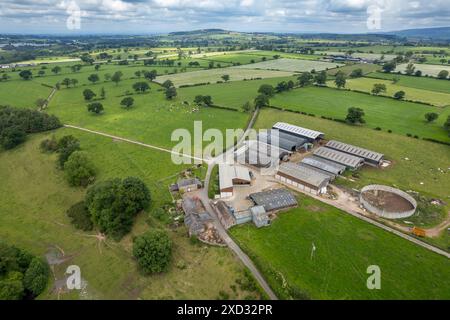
301,156,346,176
257,130,308,152
313,147,364,170
235,140,290,168
325,140,384,166
276,162,331,195
249,189,297,212
297,162,336,180
272,122,324,143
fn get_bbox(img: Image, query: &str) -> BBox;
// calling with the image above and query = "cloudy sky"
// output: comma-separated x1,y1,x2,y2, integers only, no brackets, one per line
0,0,449,34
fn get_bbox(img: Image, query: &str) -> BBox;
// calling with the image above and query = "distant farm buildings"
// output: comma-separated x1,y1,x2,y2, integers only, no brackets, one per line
300,156,346,177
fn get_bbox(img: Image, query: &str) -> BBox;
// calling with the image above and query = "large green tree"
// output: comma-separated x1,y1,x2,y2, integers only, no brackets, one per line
64,151,96,187
132,229,172,274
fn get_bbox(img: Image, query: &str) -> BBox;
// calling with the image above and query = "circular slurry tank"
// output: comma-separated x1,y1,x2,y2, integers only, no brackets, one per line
359,185,417,219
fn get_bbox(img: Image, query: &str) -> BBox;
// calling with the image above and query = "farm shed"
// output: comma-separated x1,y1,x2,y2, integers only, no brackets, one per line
182,197,212,236
251,206,270,228
214,201,236,229
276,162,331,195
301,156,346,176
325,140,384,166
176,178,202,193
249,189,298,212
233,210,252,225
235,140,290,168
258,130,308,152
219,164,251,198
297,162,336,180
313,147,364,170
272,122,324,143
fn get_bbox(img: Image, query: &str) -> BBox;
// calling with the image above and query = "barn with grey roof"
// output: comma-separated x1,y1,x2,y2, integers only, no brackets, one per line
301,156,346,176
313,147,364,170
249,189,298,212
272,122,324,143
325,140,384,166
257,130,308,152
275,162,331,195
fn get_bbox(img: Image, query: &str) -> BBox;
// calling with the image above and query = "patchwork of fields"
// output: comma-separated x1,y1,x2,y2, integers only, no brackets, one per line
232,58,342,72
366,72,450,94
270,86,450,142
0,79,52,108
395,63,450,77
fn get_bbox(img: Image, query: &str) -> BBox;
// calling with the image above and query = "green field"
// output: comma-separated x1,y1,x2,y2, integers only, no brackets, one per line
155,67,293,87
270,86,450,142
316,51,397,61
0,130,258,300
395,63,450,77
232,58,342,72
230,195,450,300
327,63,380,76
366,72,450,94
255,109,450,200
200,53,271,65
47,79,250,150
327,77,450,107
0,79,52,108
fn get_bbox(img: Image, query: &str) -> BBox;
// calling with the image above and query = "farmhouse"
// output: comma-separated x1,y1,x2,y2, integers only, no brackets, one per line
272,122,324,143
219,164,251,198
325,140,384,166
249,188,298,212
275,162,331,195
301,156,346,176
313,147,364,170
258,129,308,152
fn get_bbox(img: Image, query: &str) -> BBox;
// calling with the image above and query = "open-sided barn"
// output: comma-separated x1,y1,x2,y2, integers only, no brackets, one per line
301,155,346,176
313,147,364,170
275,162,331,195
325,140,384,166
257,129,308,152
272,122,324,143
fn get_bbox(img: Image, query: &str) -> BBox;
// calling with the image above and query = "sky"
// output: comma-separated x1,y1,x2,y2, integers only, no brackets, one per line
0,0,449,34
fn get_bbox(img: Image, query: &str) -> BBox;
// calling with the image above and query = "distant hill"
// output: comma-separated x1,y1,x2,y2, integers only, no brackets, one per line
386,27,450,41
169,29,228,36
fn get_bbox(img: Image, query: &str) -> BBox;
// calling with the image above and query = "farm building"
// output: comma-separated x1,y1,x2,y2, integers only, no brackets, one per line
297,162,336,180
175,178,202,193
182,196,212,236
235,140,290,168
272,122,324,143
251,206,270,228
233,210,252,225
301,156,346,176
214,201,236,229
313,147,364,170
249,188,298,212
275,162,331,195
219,164,251,198
325,140,384,166
257,130,308,152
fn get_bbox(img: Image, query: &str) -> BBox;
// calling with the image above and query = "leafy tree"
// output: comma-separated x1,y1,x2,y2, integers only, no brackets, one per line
394,90,406,100
415,70,422,77
334,71,346,89
87,102,104,114
19,70,32,80
165,86,177,100
0,271,24,300
132,81,150,93
194,95,213,107
56,135,80,168
298,72,313,87
83,89,96,101
371,83,387,95
437,70,449,79
161,79,174,89
23,258,49,297
241,101,254,113
444,115,450,135
314,71,327,85
104,73,111,81
143,70,157,81
71,79,78,87
111,71,123,85
85,177,151,240
71,64,82,73
135,70,142,78
0,126,26,150
349,68,363,78
257,84,275,97
35,98,47,109
120,97,135,109
51,66,61,74
88,73,100,84
405,63,415,75
37,70,45,77
64,151,96,187
345,107,366,125
61,78,71,88
132,229,172,274
80,54,94,65
382,61,397,73
254,94,269,108
424,112,439,123
221,74,230,82
94,64,100,71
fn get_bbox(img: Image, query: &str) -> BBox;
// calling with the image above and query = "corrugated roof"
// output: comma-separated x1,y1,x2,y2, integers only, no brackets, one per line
219,164,251,190
249,188,298,212
325,140,384,162
301,156,346,175
313,147,364,168
273,122,324,140
278,162,331,188
259,130,308,146
297,163,336,179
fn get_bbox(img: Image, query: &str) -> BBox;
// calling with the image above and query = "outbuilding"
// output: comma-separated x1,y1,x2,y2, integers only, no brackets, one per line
272,122,324,143
275,162,331,195
313,147,364,170
325,140,384,166
219,164,251,198
301,156,346,176
251,206,270,228
249,188,298,212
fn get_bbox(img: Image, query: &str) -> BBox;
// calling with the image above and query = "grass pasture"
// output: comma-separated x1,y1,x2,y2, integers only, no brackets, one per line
0,130,255,300
327,77,450,107
327,63,380,76
0,79,53,108
366,72,450,94
232,58,342,73
154,67,293,87
395,63,450,77
270,86,450,142
255,109,450,200
230,195,450,300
